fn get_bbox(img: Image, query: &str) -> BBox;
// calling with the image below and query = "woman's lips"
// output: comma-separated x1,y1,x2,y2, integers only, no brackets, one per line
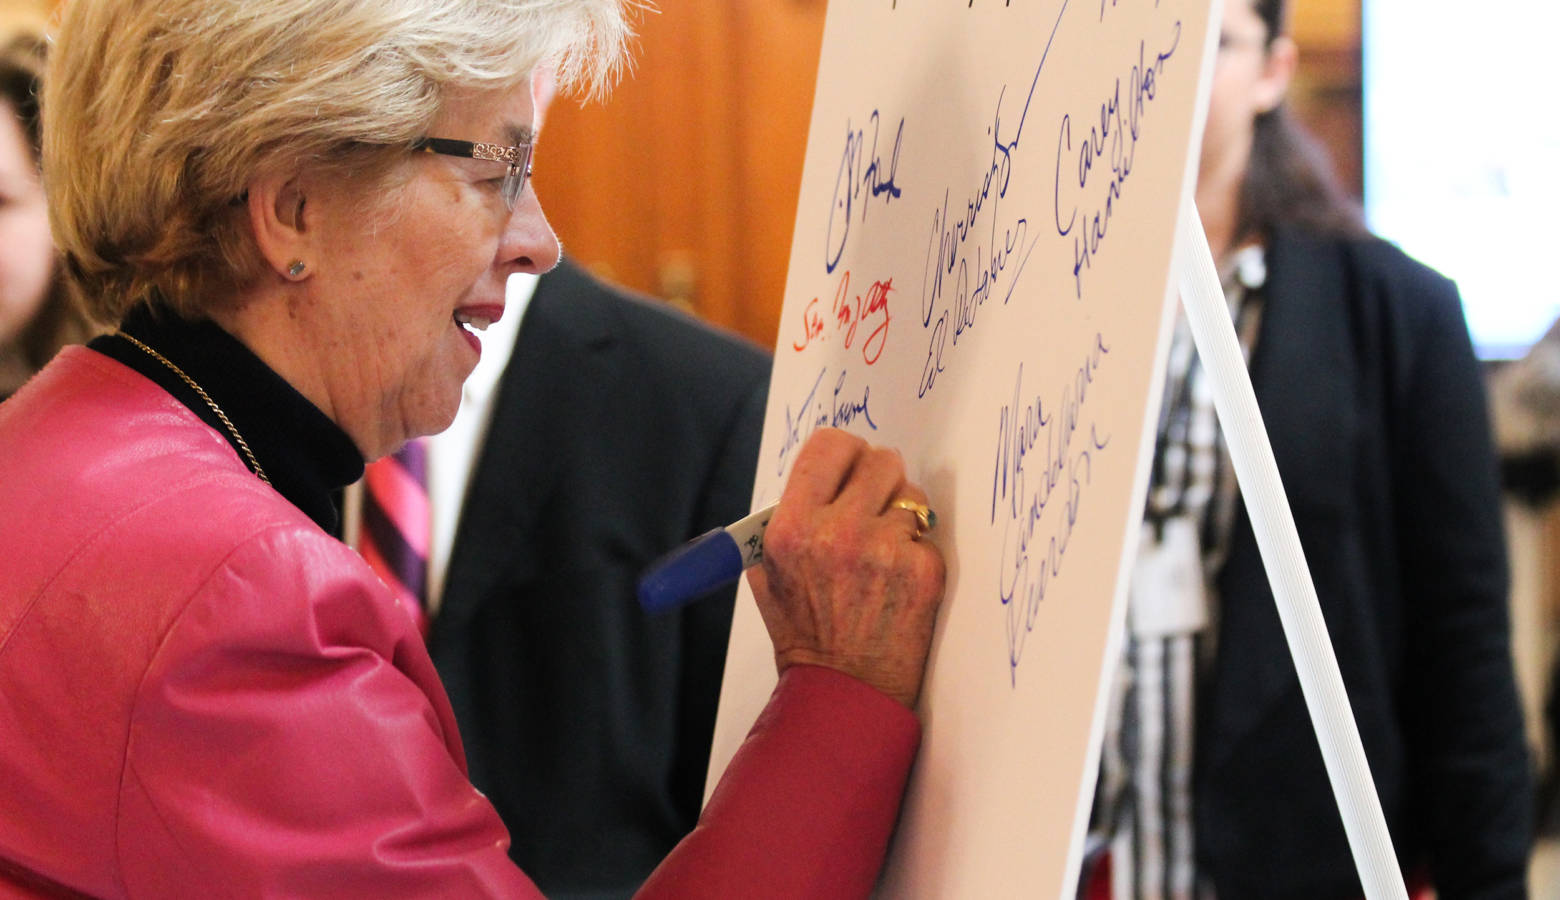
453,304,505,352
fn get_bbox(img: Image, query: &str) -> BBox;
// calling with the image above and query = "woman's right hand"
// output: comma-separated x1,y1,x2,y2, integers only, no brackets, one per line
747,428,947,708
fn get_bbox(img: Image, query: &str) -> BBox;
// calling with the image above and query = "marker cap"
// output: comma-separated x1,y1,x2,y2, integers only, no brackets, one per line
637,528,745,614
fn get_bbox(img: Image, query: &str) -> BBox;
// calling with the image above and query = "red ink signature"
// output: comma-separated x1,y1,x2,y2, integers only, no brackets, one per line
791,270,893,365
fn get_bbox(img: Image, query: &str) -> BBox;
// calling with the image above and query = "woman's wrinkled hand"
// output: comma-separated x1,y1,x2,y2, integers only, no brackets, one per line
747,428,947,708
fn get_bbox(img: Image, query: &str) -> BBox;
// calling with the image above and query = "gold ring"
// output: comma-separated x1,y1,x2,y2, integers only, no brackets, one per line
890,498,937,538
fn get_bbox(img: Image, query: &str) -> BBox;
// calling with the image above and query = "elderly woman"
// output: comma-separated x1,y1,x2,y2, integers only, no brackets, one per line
0,19,92,400
0,0,945,896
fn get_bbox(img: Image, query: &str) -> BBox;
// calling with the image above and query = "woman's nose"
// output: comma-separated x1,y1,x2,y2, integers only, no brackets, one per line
500,186,561,275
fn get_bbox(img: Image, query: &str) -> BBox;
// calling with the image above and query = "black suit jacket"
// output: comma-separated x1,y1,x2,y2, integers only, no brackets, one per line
426,260,769,900
1195,229,1532,898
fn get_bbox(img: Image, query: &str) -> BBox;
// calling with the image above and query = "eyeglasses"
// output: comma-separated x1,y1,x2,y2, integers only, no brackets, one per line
1217,31,1270,54
413,137,534,210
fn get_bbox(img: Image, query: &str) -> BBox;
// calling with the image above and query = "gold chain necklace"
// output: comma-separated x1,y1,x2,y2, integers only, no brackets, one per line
115,330,272,485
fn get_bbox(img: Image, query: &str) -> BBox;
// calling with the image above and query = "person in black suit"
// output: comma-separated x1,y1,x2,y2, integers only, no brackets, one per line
423,257,769,899
1082,0,1531,896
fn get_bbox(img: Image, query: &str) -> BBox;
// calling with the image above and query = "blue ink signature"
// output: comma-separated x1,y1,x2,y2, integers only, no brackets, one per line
1053,20,1181,299
991,333,1111,685
1100,0,1160,21
915,0,1068,400
826,111,905,274
776,367,881,477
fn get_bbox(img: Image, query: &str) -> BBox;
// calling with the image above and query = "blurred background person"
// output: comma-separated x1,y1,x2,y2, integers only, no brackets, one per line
0,17,92,401
1082,0,1531,896
1488,295,1560,846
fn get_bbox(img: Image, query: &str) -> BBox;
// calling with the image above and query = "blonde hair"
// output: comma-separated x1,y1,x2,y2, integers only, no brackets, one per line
44,0,635,324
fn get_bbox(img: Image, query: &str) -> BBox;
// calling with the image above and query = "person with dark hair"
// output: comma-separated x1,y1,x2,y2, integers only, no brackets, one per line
0,20,92,400
1082,0,1532,896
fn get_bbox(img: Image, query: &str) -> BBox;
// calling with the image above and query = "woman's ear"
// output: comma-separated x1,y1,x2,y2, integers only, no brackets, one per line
1254,35,1299,114
245,172,312,281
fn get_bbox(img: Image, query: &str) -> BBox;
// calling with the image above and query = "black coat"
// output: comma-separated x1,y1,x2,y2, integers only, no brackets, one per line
1196,228,1532,898
426,260,769,899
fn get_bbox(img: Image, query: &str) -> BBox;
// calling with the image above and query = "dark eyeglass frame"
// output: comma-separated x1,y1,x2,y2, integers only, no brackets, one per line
413,137,534,210
1216,31,1272,53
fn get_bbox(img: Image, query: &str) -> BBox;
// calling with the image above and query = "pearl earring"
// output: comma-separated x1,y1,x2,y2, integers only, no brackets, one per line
287,260,306,278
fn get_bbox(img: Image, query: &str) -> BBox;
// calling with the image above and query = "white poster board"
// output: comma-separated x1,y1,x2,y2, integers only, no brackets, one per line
708,1,1220,895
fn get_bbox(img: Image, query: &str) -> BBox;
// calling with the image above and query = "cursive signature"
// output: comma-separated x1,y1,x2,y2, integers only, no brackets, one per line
825,111,906,274
1053,20,1181,299
791,270,894,366
776,367,881,478
991,333,1112,684
915,0,1067,399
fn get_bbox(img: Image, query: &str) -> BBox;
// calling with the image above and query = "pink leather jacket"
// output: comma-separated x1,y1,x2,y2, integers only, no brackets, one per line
0,348,919,898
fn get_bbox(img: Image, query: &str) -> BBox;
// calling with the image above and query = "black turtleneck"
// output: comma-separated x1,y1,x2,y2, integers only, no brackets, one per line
88,305,364,533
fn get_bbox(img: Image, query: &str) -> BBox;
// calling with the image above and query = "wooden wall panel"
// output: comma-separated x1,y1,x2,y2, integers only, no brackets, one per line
1289,0,1358,46
535,0,826,349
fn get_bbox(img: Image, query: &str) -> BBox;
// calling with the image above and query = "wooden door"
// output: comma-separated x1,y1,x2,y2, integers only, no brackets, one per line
532,0,828,350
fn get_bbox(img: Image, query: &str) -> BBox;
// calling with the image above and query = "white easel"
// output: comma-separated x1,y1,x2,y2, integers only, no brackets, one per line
1175,204,1410,900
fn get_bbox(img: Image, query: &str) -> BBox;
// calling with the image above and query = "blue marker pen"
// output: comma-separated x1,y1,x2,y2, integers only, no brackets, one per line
637,501,776,614
637,496,936,614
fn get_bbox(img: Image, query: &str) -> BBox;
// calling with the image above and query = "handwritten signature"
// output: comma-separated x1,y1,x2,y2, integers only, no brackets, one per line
991,333,1111,685
915,1,1068,400
1053,20,1181,299
776,367,881,478
792,270,894,365
825,111,905,274
1100,0,1159,21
